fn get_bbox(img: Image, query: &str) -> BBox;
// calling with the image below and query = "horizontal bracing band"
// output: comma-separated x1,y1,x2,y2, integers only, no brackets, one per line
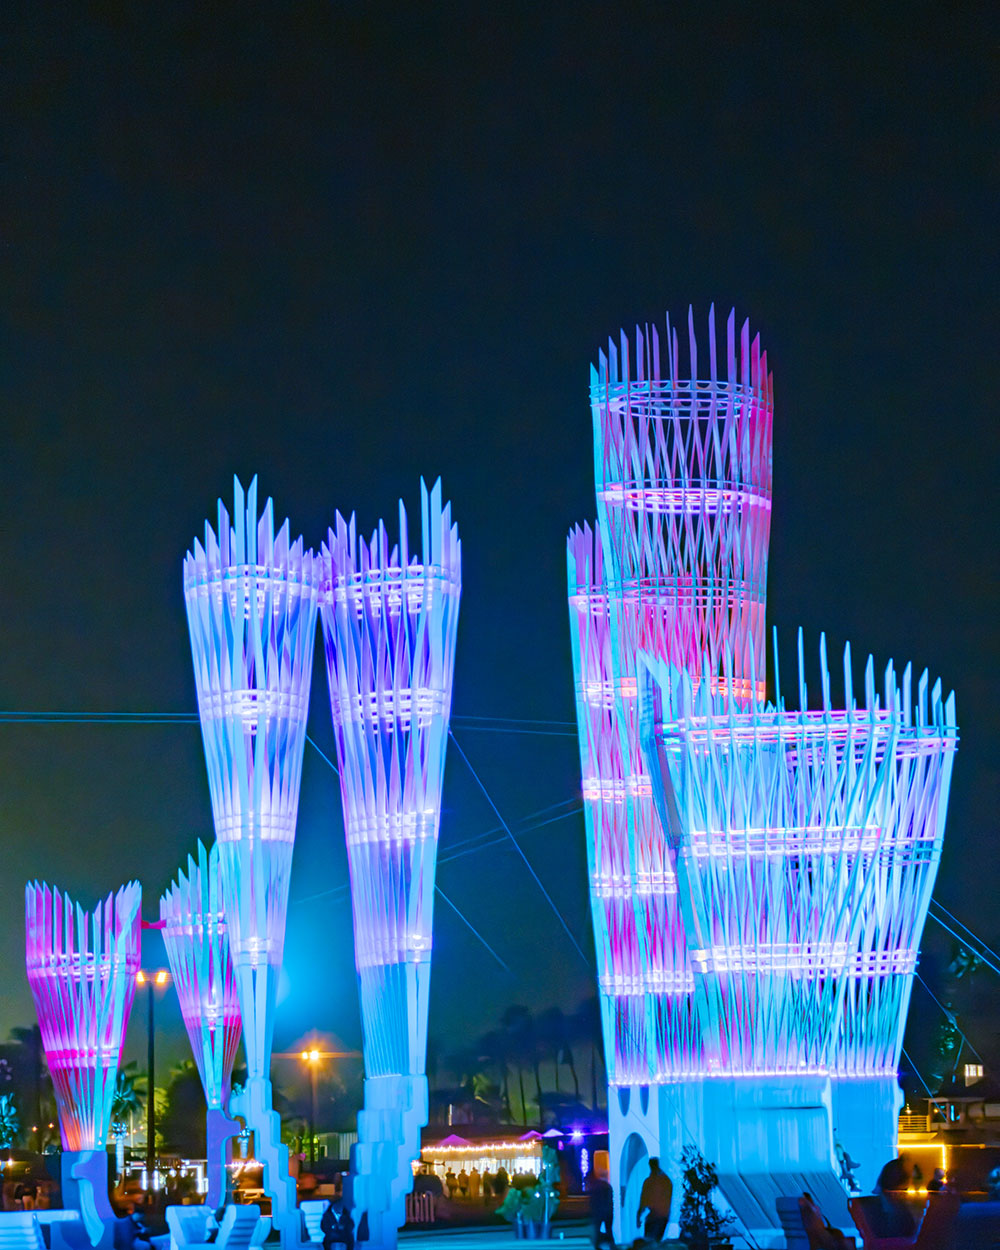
690,944,917,977
195,688,309,725
598,484,771,515
600,972,695,995
213,814,296,843
684,825,938,858
329,686,449,726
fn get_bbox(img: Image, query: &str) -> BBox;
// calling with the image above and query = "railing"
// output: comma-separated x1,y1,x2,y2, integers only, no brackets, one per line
405,1193,435,1225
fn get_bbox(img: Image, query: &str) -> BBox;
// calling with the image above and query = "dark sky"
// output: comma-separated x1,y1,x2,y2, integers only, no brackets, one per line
1,4,996,1084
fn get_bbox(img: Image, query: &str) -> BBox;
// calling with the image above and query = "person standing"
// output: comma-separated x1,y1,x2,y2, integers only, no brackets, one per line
588,1168,614,1250
636,1157,672,1242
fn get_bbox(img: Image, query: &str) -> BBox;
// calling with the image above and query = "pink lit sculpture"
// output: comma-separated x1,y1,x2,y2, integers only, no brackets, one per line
320,479,461,1250
25,880,141,1242
569,308,957,1243
567,522,697,1086
184,476,319,1240
591,305,773,705
160,840,242,1206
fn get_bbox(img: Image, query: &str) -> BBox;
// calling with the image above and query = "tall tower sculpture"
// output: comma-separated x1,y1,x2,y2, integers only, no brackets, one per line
569,308,773,1230
567,524,697,1087
25,881,141,1244
320,479,461,1250
184,477,319,1242
569,307,958,1244
161,841,242,1207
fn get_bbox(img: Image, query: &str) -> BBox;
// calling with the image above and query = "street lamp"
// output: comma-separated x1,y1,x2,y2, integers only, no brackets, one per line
300,1050,320,1166
136,969,170,1189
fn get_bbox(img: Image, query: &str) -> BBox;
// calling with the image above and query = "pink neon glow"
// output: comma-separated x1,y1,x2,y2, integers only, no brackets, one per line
160,842,242,1110
25,881,141,1150
640,642,957,1077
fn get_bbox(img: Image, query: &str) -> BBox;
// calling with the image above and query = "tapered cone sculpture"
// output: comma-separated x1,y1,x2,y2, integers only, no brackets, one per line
320,479,460,1250
184,476,319,1241
26,881,141,1244
161,841,242,1206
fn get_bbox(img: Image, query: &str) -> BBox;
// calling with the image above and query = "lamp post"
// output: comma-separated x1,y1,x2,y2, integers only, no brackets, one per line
136,969,169,1189
300,1050,320,1165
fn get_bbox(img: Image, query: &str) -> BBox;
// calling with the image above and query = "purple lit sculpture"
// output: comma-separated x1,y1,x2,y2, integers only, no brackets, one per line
160,840,242,1206
320,479,461,1250
568,308,957,1243
184,476,319,1240
25,880,141,1242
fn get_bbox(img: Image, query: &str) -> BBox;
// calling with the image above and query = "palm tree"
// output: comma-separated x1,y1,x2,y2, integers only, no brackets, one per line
500,1006,537,1127
537,1006,579,1100
0,1094,20,1150
8,1026,46,1150
476,1030,513,1122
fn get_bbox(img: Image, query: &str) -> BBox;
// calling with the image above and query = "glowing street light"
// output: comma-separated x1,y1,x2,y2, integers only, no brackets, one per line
136,969,171,1188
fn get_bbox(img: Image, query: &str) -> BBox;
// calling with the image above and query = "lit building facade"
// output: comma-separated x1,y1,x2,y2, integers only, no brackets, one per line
25,881,141,1242
160,840,242,1206
184,476,319,1241
568,310,957,1243
320,479,461,1250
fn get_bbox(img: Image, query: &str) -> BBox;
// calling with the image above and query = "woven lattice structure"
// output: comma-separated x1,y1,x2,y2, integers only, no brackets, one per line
640,635,957,1078
160,840,241,1110
25,881,141,1150
592,305,772,705
320,478,461,1248
183,476,318,1232
567,523,697,1085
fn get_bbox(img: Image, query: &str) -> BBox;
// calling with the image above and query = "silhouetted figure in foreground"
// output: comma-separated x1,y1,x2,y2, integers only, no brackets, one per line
321,1198,355,1250
799,1192,852,1249
871,1157,917,1238
636,1157,672,1243
588,1170,614,1250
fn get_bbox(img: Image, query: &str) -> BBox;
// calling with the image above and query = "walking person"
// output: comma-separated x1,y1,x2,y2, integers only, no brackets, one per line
588,1167,614,1250
636,1157,672,1243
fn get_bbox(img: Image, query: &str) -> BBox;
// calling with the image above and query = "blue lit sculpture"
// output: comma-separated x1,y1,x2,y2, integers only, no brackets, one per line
184,477,319,1241
568,309,958,1244
160,841,242,1207
319,480,461,1250
26,881,141,1244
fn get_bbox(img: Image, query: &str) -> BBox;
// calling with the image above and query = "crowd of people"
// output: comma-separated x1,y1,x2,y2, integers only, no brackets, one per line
413,1163,520,1202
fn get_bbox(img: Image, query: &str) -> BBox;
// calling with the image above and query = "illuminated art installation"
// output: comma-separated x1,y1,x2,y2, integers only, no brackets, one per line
184,477,319,1242
320,480,461,1250
161,840,242,1206
568,309,958,1244
567,523,697,1086
25,881,141,1244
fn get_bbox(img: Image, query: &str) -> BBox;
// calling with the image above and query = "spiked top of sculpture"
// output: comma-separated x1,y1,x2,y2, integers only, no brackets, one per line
160,841,242,1109
25,881,141,1150
319,478,461,1079
183,475,319,1079
637,630,958,1079
591,306,773,705
567,521,699,1084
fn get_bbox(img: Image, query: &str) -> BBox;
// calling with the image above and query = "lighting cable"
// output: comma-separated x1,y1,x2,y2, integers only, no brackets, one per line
448,728,591,968
929,900,1000,973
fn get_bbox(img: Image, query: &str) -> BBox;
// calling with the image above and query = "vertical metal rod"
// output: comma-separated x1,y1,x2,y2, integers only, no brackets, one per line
146,982,155,1187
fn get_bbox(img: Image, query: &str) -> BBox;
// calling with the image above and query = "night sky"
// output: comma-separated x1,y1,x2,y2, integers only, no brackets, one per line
1,5,996,1088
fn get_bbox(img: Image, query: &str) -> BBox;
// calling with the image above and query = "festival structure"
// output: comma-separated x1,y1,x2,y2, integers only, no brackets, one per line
25,881,142,1243
568,309,958,1243
161,840,242,1206
320,479,461,1250
184,476,319,1241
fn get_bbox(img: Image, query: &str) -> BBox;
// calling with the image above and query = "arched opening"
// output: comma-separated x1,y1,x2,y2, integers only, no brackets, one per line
619,1131,649,1237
